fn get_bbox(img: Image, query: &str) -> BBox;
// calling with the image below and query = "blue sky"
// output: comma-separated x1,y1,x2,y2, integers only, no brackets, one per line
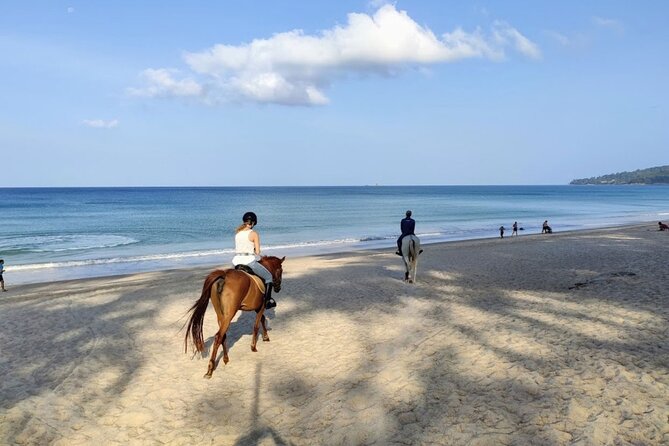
1,1,667,186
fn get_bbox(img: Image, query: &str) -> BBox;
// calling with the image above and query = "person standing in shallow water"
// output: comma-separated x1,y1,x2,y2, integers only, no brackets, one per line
231,212,276,309
0,259,6,292
396,210,416,256
512,221,518,236
542,220,552,234
499,226,505,238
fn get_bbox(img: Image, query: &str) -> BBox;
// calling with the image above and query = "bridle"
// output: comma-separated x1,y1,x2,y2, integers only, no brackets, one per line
260,257,283,292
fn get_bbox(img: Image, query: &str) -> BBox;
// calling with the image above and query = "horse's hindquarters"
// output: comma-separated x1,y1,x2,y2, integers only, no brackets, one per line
400,235,421,283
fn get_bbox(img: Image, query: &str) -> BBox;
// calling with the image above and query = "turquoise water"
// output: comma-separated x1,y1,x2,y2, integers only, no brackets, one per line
1,186,667,284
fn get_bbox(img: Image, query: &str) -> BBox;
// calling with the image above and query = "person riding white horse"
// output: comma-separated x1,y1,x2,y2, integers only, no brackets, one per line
400,234,422,283
396,210,415,256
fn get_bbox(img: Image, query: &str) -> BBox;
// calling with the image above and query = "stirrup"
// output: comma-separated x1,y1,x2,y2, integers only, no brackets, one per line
265,297,277,309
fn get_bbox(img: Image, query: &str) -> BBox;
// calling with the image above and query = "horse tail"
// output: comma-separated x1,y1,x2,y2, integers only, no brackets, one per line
409,237,417,261
184,269,227,354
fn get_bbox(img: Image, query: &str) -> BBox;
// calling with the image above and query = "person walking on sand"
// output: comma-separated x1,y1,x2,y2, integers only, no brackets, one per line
396,210,416,256
231,212,276,309
512,221,518,236
499,226,505,238
0,259,6,292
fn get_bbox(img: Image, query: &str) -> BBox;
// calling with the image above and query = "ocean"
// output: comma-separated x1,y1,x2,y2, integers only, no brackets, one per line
1,186,667,285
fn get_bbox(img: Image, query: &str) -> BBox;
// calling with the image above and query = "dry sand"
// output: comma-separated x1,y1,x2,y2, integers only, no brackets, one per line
1,224,668,445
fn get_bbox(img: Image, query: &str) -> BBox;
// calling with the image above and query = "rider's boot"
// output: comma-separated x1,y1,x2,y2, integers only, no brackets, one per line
264,283,276,309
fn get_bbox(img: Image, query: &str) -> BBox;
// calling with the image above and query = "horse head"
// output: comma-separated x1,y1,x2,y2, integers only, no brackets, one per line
260,256,286,292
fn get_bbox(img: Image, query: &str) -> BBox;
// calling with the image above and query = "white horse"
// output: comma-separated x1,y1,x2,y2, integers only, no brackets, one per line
400,235,422,283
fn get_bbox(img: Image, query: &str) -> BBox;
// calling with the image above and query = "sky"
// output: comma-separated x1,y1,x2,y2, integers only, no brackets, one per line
1,1,667,186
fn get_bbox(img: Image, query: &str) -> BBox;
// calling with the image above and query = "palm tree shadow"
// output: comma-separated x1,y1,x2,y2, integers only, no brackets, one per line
233,427,289,446
233,362,291,446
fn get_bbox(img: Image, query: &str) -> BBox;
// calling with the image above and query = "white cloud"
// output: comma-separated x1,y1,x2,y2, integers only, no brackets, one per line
544,30,591,49
127,68,203,98
82,119,119,128
367,0,392,9
131,5,540,106
593,16,623,31
545,30,570,46
67,7,74,14
492,21,541,59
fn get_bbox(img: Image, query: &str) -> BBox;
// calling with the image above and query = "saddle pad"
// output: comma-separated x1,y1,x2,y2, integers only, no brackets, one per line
247,273,266,294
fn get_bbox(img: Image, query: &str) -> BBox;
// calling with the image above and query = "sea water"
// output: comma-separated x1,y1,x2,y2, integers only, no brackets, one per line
1,186,667,285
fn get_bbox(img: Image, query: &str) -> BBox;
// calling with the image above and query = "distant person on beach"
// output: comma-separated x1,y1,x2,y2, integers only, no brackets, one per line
231,212,276,309
396,210,415,256
0,259,6,292
512,221,518,236
542,220,552,234
659,222,669,231
499,226,505,238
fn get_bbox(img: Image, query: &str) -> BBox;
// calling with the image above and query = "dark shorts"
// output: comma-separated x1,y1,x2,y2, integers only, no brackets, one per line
0,274,3,281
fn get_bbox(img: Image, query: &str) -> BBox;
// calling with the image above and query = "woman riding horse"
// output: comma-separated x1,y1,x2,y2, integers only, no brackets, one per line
184,255,285,378
232,211,276,309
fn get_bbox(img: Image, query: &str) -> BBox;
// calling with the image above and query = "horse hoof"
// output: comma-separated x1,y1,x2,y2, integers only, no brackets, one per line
204,373,212,379
223,357,229,364
251,346,258,352
263,337,270,342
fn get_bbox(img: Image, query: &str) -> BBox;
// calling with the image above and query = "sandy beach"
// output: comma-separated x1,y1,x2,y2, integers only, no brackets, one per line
1,223,667,445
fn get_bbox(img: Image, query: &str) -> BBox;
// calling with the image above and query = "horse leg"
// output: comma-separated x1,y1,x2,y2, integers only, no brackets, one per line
205,331,222,379
403,257,410,282
260,314,270,342
221,332,229,364
251,309,265,352
205,317,232,378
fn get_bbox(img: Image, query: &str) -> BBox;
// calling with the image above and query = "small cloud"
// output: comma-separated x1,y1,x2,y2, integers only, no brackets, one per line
67,7,74,13
82,119,119,128
545,30,570,46
544,30,591,49
368,0,391,8
493,21,542,59
477,7,490,17
127,68,203,98
593,16,623,32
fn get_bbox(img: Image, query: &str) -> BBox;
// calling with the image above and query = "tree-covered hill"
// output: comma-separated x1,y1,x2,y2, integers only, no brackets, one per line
570,165,669,185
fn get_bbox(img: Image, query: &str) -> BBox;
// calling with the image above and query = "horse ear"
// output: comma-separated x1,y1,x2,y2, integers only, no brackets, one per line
280,256,286,262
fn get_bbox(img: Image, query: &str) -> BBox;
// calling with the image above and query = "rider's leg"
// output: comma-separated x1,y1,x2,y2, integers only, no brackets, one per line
263,284,276,309
249,262,276,309
396,235,404,255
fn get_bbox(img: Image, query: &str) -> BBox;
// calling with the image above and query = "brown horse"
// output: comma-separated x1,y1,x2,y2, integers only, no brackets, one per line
184,256,285,378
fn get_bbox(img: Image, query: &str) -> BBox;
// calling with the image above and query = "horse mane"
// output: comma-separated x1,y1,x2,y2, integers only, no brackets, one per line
260,255,285,271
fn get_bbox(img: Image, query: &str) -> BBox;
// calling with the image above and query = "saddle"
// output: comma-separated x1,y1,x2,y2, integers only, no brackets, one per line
234,265,266,293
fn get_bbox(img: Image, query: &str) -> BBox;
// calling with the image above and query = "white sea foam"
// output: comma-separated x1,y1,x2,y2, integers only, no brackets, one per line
6,237,376,272
8,249,231,271
0,234,138,253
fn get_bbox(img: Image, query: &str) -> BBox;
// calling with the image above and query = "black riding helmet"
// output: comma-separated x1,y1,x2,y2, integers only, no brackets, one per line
243,211,258,226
